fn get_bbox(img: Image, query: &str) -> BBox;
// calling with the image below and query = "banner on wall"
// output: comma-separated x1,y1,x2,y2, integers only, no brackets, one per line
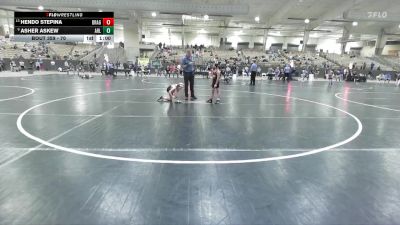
138,57,150,66
150,59,162,69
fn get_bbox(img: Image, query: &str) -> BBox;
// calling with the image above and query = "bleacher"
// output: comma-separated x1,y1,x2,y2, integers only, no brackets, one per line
80,46,105,62
239,50,289,69
242,49,266,60
0,41,47,59
380,56,400,70
71,44,99,59
212,49,240,60
2,37,396,75
283,51,331,68
92,47,127,66
153,48,184,63
47,43,74,59
324,53,392,71
152,47,242,63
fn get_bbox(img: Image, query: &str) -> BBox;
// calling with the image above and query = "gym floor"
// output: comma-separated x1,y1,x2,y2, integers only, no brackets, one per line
0,74,400,225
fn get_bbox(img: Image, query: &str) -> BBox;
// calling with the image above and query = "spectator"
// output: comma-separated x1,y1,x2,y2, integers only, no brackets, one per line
107,62,115,76
170,64,176,78
256,66,262,77
327,69,334,86
226,65,231,76
396,72,400,86
385,73,391,83
35,60,40,70
10,60,16,72
0,58,4,72
64,60,69,70
166,64,171,78
275,67,281,80
284,64,291,81
19,61,25,70
177,64,181,78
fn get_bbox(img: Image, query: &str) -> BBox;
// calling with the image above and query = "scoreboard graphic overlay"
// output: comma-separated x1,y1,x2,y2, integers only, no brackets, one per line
13,12,114,43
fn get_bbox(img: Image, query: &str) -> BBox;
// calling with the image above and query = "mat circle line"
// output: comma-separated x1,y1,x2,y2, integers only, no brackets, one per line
0,86,35,102
17,87,363,164
335,92,400,112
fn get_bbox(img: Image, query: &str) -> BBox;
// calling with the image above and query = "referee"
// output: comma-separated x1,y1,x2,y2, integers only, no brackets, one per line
181,50,197,100
250,59,257,85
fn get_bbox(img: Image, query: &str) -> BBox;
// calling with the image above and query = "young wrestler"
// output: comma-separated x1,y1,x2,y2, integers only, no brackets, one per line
157,83,184,103
206,64,221,104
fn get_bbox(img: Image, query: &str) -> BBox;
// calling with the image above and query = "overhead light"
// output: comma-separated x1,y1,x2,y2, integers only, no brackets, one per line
352,21,358,26
398,24,400,28
98,9,103,12
204,15,209,20
304,18,310,24
151,12,157,17
255,16,260,22
38,5,44,11
198,28,206,33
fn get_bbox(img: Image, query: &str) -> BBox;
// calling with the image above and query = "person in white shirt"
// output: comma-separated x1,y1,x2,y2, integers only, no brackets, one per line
35,61,40,70
257,66,262,77
396,72,400,86
225,65,231,76
10,61,16,72
19,61,25,70
64,61,69,70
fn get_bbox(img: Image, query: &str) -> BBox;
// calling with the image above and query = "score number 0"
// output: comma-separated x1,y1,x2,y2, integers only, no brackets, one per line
102,18,114,35
103,18,114,26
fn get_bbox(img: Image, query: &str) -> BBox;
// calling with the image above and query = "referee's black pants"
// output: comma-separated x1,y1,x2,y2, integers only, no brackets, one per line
250,71,256,85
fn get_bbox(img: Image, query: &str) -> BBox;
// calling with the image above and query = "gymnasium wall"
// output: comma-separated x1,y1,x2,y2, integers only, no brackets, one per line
142,31,346,52
143,32,220,47
227,35,263,49
360,46,375,57
382,45,400,56
137,31,399,56
345,41,363,53
316,39,341,54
